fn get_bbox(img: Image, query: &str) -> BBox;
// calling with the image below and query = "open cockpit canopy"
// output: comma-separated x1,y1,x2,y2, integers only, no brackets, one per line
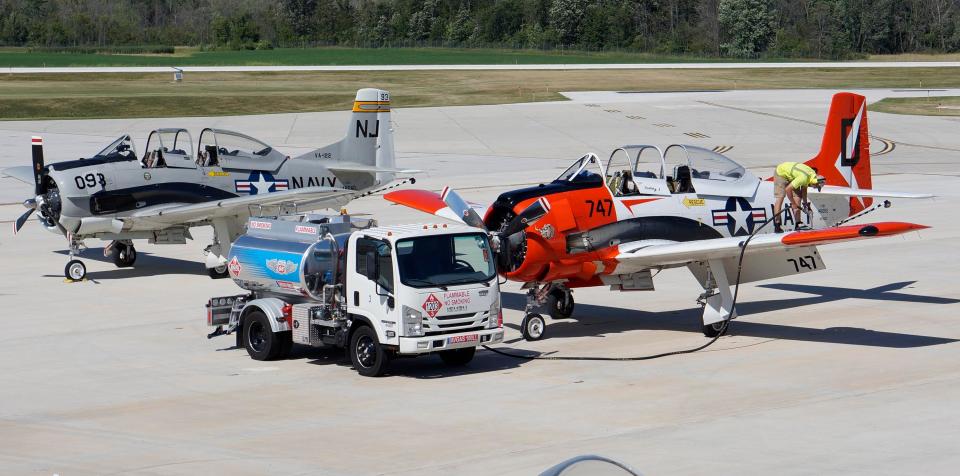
603,144,759,198
143,128,194,169
197,128,287,170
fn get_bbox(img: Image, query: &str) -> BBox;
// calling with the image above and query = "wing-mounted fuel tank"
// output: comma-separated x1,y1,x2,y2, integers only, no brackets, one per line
228,214,375,299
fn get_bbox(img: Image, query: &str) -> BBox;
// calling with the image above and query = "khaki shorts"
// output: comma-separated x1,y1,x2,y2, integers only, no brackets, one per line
774,176,790,198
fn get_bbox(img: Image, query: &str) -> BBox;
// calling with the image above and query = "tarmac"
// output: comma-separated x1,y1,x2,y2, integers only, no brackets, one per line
0,88,958,475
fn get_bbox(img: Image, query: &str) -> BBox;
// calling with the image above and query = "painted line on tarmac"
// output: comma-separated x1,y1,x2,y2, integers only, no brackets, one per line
697,100,960,154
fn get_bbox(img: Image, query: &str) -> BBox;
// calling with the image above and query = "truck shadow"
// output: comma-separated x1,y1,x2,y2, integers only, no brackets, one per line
293,345,531,379
50,248,207,280
501,281,959,349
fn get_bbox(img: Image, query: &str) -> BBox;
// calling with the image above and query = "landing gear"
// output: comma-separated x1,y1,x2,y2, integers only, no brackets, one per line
64,260,86,281
546,287,574,319
697,259,736,338
63,233,86,281
207,265,229,279
702,321,727,338
521,313,546,341
519,283,565,340
107,240,136,268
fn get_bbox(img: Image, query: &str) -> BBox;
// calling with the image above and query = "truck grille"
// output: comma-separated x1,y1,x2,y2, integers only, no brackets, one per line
422,311,488,336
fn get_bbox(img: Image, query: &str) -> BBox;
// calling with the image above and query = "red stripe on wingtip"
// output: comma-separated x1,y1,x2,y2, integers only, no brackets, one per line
782,222,929,246
383,189,447,214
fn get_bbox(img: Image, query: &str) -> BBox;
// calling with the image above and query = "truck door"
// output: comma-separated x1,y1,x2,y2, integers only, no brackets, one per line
350,238,397,331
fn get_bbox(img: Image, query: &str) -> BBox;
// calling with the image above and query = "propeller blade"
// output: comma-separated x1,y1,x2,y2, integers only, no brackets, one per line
439,186,486,230
31,136,45,196
500,197,551,237
13,208,34,235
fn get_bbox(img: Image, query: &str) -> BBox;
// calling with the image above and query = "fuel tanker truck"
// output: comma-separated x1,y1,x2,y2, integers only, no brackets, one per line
206,213,504,376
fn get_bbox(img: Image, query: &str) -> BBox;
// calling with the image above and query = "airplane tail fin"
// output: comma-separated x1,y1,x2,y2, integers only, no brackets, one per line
297,88,397,188
804,92,873,214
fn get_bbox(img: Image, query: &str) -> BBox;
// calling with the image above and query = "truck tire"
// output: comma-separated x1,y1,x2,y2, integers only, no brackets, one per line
208,265,229,279
349,325,390,377
243,311,280,361
439,347,476,366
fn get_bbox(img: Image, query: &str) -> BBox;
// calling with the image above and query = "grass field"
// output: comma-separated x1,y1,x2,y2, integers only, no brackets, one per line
872,96,960,116
0,47,762,68
2,67,959,120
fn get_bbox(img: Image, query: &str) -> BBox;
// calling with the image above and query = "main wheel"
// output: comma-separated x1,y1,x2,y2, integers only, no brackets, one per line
546,288,575,319
207,265,229,279
350,326,390,377
702,321,727,338
438,347,476,366
521,313,546,341
243,311,281,361
110,243,136,268
64,260,86,281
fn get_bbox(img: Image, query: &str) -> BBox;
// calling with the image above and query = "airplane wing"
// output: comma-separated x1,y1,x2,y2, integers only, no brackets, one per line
126,186,359,226
384,189,490,225
616,222,928,268
1,166,34,185
811,185,932,199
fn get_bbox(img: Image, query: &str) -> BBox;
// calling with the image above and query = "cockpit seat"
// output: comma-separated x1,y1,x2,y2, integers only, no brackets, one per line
674,165,695,194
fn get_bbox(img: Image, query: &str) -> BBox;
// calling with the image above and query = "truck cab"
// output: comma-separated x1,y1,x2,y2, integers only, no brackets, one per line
207,215,504,377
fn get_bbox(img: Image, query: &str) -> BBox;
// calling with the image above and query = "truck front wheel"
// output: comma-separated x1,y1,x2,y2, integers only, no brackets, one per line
243,311,281,361
349,325,390,377
439,347,476,366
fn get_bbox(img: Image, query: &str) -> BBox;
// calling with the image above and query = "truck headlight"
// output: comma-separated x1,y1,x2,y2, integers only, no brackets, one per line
488,293,502,329
402,305,424,337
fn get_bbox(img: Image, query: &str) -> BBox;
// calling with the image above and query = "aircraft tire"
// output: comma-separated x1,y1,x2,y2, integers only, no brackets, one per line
111,243,136,268
64,260,86,281
439,347,476,366
546,289,575,319
207,265,229,279
702,321,726,338
521,313,546,341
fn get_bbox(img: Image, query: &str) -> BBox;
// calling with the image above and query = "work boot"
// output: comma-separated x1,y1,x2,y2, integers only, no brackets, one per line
795,223,812,231
774,224,784,234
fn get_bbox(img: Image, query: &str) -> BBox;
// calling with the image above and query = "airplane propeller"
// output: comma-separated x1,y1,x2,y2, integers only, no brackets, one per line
439,186,550,238
499,197,551,237
440,186,486,230
13,136,46,235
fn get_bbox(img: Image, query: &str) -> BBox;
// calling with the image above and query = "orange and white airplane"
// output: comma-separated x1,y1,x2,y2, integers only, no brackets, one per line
385,93,932,340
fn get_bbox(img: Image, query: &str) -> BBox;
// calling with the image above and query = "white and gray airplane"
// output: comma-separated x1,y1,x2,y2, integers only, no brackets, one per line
3,88,410,281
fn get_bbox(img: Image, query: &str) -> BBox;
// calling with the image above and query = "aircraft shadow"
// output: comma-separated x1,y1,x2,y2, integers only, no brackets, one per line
502,281,959,349
49,248,207,280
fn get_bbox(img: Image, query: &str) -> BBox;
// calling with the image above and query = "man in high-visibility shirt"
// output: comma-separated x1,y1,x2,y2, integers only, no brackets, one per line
773,162,825,233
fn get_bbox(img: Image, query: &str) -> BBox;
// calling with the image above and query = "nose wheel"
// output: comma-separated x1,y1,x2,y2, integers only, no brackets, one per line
65,260,86,281
521,313,546,341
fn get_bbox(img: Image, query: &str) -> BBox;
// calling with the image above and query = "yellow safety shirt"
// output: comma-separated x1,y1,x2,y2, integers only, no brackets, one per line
776,162,818,189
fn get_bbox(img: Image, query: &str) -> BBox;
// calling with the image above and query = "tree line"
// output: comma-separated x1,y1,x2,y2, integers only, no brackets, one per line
2,0,959,59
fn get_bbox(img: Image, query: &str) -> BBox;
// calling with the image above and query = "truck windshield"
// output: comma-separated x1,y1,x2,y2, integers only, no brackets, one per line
396,233,496,288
